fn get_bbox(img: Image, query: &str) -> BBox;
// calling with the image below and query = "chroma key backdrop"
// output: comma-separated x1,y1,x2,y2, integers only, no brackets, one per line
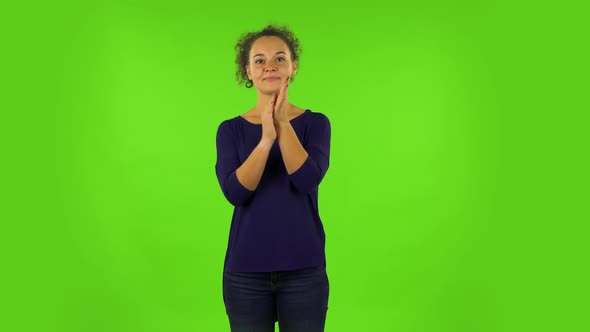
1,1,587,332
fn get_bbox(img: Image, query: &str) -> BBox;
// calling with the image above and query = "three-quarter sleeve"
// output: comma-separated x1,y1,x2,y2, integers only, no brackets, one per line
215,121,255,206
288,113,331,194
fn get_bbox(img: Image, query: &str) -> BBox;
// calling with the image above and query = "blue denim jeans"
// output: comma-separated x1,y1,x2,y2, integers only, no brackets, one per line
222,265,330,332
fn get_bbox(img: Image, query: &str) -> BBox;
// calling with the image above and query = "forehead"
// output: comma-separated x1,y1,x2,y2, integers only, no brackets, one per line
250,36,290,56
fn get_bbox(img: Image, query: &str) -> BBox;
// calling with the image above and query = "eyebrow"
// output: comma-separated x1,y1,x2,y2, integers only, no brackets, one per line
252,51,287,58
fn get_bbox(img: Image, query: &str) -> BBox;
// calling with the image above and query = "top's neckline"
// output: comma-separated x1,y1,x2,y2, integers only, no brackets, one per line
238,109,310,125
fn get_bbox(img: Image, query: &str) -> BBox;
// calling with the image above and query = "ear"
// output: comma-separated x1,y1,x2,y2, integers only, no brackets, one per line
246,65,251,80
291,61,298,77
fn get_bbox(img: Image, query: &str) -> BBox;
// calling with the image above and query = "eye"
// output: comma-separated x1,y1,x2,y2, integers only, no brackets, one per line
254,57,285,64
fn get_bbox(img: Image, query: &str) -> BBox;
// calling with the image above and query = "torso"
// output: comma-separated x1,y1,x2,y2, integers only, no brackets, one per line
241,105,306,125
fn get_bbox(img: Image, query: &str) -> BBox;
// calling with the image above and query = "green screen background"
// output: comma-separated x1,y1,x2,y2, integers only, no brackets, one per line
2,1,587,331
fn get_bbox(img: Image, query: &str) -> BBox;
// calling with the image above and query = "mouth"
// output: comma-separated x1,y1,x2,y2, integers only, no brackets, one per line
264,77,280,81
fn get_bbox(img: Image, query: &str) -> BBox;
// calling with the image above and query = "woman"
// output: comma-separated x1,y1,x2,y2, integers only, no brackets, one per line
215,24,331,332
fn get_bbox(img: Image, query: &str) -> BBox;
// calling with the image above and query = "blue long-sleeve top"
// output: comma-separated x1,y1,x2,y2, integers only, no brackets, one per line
215,109,331,272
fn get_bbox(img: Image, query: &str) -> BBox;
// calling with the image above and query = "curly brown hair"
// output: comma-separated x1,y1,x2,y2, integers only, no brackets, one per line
234,24,302,88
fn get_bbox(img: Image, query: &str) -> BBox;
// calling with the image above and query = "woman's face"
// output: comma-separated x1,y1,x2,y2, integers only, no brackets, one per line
246,36,297,94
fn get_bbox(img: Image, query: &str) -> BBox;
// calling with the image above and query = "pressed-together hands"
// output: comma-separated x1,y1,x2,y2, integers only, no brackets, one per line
261,75,291,147
234,75,299,192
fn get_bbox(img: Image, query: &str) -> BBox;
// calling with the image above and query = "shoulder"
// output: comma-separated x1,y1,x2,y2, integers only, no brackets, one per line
218,115,242,129
305,110,331,128
216,117,241,138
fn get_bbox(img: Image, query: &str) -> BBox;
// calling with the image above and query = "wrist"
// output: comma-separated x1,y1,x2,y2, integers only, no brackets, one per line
258,139,273,151
276,120,291,129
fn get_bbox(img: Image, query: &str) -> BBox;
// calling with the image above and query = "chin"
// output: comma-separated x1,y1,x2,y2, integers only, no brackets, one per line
259,88,280,95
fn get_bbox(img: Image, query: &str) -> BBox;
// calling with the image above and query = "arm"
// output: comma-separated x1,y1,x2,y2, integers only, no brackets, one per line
236,141,272,191
215,122,271,206
277,121,308,175
277,113,331,193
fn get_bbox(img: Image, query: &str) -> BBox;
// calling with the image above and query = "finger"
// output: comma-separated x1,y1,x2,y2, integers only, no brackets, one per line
283,75,290,95
283,75,290,99
276,77,288,106
275,81,284,104
272,93,278,112
275,87,284,109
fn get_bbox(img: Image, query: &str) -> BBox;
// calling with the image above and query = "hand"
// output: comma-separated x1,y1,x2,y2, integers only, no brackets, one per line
261,92,278,146
273,75,291,126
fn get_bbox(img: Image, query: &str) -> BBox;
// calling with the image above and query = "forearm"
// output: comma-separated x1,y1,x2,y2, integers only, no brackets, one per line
277,122,308,175
236,141,272,191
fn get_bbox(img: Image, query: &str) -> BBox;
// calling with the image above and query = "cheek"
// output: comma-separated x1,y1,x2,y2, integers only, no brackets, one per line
256,70,266,78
